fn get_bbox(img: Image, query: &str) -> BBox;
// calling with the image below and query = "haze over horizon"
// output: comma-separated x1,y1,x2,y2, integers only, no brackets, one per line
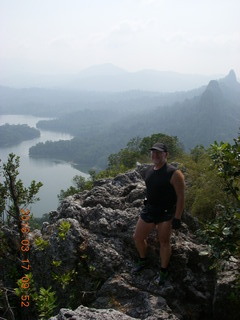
1,0,240,88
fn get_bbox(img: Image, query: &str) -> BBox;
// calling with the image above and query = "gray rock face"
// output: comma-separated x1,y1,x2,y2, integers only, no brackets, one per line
49,305,137,320
27,168,239,320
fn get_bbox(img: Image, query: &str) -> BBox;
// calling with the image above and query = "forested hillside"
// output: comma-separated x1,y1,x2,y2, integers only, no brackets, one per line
0,85,205,117
29,71,240,169
0,124,40,147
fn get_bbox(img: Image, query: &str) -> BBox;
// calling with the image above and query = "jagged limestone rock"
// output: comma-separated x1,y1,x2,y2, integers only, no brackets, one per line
26,167,239,319
49,305,138,320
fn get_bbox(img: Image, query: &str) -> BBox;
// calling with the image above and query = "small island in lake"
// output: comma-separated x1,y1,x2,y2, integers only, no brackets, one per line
0,123,40,147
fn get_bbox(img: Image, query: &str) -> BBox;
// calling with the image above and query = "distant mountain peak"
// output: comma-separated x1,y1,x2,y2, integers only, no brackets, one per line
219,69,240,91
206,80,222,94
225,69,237,83
200,80,223,108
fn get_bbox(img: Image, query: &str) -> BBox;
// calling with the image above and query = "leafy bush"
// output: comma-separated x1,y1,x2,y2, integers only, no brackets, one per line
197,135,240,260
58,220,71,240
15,273,57,320
183,147,228,220
34,237,50,251
0,154,43,319
199,206,240,260
34,287,57,320
52,270,77,290
210,137,240,202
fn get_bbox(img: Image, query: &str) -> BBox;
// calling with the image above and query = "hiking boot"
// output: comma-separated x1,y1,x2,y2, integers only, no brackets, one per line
132,258,147,273
154,270,169,285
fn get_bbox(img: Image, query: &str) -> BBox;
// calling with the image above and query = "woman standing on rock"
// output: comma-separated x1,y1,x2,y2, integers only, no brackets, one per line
133,142,185,285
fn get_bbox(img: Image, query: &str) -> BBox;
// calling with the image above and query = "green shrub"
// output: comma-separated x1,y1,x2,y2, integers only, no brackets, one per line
58,221,71,240
35,287,57,320
196,135,240,261
52,270,77,290
34,237,50,250
182,149,228,220
199,206,240,260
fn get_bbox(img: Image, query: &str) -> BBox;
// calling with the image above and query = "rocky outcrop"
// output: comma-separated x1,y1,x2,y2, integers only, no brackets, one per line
28,167,239,320
49,305,137,320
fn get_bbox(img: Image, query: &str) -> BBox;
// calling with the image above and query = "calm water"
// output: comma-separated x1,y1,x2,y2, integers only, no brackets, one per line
0,115,88,218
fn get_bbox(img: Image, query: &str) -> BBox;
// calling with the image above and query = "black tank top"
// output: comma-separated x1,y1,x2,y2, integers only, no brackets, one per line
144,163,177,208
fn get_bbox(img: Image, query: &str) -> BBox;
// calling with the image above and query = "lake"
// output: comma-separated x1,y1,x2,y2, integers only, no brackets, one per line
0,114,89,218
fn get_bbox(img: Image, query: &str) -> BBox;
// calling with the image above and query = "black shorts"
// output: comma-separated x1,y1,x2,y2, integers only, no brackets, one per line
140,204,175,224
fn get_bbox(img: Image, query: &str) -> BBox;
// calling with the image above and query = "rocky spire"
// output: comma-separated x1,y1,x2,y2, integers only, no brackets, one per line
219,69,240,90
206,79,222,94
199,79,223,110
225,69,237,83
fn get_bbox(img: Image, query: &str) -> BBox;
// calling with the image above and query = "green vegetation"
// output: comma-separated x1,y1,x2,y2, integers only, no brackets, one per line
183,146,229,219
0,154,51,320
34,287,57,320
15,274,57,320
34,237,50,251
52,270,77,290
57,220,71,240
210,138,240,202
0,124,40,147
52,260,62,267
198,137,240,260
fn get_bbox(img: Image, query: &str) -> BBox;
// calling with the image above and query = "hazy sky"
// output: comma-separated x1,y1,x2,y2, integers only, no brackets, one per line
1,0,240,80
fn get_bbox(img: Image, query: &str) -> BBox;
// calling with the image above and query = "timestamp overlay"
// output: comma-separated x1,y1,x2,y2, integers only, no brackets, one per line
19,208,31,309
